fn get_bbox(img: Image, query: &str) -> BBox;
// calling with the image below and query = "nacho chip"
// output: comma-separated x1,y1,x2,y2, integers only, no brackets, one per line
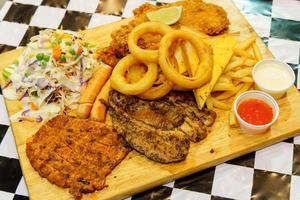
187,33,237,109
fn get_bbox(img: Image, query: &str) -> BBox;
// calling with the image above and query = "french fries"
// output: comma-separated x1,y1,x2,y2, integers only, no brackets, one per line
206,96,214,110
205,35,263,111
235,82,252,99
212,82,235,91
235,76,253,83
182,41,200,75
227,67,252,79
252,43,263,61
174,45,187,74
218,75,232,83
215,83,243,100
235,35,256,50
234,48,255,60
210,97,231,110
224,57,246,73
244,59,257,67
229,109,238,128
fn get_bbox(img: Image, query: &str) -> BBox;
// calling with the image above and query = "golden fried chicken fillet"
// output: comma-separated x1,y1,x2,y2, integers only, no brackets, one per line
100,0,229,62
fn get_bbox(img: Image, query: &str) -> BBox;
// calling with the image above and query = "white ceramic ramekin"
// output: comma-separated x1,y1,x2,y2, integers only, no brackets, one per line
252,59,295,99
233,90,279,134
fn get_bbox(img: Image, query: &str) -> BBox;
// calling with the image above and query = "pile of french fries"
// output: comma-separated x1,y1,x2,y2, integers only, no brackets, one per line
206,35,263,110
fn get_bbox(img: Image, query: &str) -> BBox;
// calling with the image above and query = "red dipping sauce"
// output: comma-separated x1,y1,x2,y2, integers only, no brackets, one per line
237,98,273,126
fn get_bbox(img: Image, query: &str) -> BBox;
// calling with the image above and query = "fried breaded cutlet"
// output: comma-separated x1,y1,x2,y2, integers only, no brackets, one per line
26,115,131,200
132,0,229,36
98,0,229,64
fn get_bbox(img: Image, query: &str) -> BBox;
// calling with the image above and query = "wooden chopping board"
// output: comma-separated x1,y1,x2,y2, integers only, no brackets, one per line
1,0,300,199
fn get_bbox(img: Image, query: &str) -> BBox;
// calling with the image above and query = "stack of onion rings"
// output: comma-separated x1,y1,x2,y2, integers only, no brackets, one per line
110,21,213,100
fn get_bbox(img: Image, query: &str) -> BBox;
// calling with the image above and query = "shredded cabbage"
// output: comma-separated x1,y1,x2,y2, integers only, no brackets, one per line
3,29,100,122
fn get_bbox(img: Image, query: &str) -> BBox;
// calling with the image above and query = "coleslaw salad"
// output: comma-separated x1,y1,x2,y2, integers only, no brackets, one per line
2,29,101,122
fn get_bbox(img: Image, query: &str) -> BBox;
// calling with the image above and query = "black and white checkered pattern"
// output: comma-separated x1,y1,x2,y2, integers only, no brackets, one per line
0,108,28,200
0,0,300,199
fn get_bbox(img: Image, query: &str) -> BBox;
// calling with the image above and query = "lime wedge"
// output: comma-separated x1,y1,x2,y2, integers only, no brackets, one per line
146,6,182,25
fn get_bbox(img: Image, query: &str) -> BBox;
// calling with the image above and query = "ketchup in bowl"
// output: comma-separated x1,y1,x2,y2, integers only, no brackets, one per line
237,99,273,126
233,90,279,134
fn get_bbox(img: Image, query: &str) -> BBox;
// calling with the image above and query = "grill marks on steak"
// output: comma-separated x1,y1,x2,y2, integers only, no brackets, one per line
109,106,189,163
26,115,131,200
168,94,216,142
108,91,216,163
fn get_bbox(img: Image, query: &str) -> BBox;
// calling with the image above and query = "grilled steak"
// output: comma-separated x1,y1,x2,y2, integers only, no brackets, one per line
108,91,216,163
26,115,131,200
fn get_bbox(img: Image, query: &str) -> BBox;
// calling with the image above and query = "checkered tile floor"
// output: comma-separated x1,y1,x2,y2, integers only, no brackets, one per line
0,0,299,199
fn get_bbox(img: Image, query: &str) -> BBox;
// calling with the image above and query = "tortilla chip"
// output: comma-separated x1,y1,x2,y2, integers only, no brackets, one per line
192,33,237,109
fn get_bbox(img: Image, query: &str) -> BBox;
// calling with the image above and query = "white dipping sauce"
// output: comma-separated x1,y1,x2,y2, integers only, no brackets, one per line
254,63,292,90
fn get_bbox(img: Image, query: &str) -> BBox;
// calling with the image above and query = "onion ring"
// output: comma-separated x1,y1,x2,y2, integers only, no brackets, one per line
128,21,173,63
138,71,173,100
110,54,158,95
158,30,213,89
